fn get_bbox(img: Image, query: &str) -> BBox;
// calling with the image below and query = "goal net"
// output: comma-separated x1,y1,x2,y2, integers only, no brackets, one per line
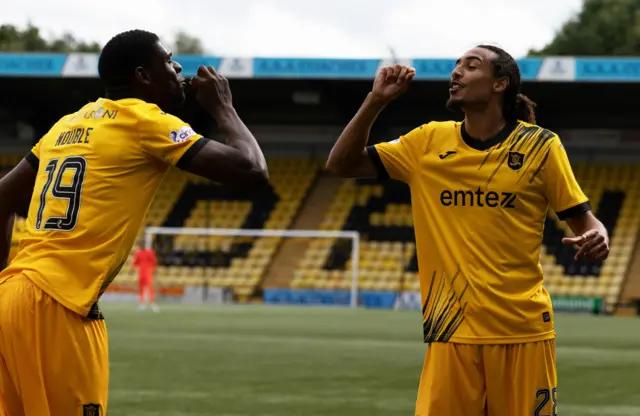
144,227,361,308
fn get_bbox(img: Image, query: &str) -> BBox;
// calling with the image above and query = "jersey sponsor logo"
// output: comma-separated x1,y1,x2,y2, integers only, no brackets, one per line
440,188,517,209
84,107,118,120
170,126,197,143
438,150,456,159
507,151,525,170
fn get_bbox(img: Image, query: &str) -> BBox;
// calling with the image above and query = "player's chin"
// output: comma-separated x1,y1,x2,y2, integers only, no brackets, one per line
172,90,187,107
445,96,464,112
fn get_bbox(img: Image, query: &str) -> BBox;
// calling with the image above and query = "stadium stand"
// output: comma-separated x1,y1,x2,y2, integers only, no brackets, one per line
539,162,639,308
0,155,21,173
292,177,417,292
1,135,638,312
5,147,635,311
291,160,639,310
116,157,320,298
0,52,638,316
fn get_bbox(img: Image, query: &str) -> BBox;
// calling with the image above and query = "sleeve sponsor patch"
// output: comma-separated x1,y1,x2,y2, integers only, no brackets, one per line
170,126,197,143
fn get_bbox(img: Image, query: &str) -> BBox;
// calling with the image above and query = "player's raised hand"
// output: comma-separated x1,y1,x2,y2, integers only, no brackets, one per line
190,65,233,110
562,229,610,261
371,64,416,104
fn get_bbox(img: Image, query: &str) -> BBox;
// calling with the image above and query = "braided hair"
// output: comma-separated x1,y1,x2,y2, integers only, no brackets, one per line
477,44,537,124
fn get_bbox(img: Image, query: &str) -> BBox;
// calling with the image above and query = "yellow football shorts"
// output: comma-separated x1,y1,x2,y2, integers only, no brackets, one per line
416,340,557,416
0,274,109,415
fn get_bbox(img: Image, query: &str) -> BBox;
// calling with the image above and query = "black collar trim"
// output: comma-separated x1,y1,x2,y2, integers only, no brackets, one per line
461,120,520,150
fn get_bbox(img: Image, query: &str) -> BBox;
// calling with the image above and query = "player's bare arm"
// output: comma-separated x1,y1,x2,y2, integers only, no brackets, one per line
326,64,415,178
187,65,269,187
562,211,610,261
0,159,37,268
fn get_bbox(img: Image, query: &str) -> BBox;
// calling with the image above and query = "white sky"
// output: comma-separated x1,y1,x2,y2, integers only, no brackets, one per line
1,0,583,58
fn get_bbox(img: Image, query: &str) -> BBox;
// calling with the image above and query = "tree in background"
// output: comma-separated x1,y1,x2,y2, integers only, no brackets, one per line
0,23,101,52
529,0,640,56
0,24,208,55
172,31,205,55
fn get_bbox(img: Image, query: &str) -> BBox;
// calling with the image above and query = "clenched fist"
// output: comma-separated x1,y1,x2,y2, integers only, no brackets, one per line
371,64,416,104
190,65,233,111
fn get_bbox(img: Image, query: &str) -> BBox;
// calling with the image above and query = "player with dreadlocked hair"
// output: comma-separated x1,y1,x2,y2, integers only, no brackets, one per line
326,44,609,415
477,44,537,124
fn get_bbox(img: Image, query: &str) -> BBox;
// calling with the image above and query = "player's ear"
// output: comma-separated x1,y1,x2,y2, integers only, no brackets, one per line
134,66,152,86
493,76,508,94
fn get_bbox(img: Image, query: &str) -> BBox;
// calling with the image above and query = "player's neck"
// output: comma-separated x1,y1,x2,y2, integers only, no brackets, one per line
105,87,147,103
463,107,506,141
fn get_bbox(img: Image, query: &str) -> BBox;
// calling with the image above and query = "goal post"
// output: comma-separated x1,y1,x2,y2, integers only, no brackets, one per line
144,227,361,308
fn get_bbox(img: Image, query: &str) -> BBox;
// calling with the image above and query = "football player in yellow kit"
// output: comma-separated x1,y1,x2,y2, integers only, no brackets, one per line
0,29,268,415
326,45,610,416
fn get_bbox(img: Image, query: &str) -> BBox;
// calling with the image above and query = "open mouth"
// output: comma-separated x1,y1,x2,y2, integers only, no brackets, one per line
449,81,464,92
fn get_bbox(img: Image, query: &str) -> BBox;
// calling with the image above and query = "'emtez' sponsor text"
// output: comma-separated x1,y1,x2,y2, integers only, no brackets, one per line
440,189,517,209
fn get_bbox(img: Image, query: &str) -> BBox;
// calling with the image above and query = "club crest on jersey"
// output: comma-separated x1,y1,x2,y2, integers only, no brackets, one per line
507,152,524,170
170,126,197,143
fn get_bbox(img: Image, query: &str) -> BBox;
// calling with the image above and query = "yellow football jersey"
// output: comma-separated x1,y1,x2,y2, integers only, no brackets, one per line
0,98,204,317
370,120,589,344
8,215,27,264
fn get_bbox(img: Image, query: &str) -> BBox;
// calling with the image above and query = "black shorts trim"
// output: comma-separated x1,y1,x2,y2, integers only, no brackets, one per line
556,201,591,220
176,137,207,170
86,302,104,320
25,151,39,171
365,145,390,180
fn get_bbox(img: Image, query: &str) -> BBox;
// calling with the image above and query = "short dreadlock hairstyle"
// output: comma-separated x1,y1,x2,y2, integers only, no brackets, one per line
477,44,537,124
98,30,160,90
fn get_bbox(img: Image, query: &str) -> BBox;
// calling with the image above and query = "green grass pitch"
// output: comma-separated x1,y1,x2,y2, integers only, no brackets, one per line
103,303,640,415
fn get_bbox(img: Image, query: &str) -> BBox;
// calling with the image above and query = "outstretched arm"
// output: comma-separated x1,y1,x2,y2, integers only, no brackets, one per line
0,159,37,268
